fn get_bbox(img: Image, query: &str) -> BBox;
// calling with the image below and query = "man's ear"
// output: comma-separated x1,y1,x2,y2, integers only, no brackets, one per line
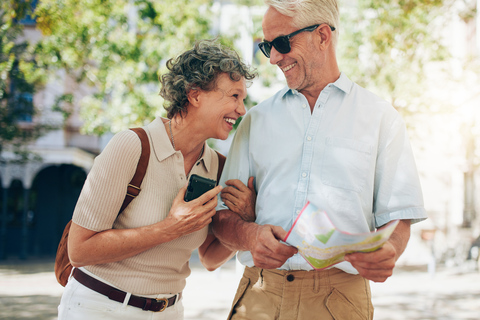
187,88,202,107
316,24,333,50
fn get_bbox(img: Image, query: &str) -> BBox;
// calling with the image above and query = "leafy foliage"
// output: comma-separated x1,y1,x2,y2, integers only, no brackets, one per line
35,0,216,135
0,0,55,161
4,0,474,147
338,0,455,118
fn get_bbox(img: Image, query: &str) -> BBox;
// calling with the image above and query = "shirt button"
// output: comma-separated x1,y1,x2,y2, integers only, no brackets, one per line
296,210,300,214
302,172,307,178
287,274,295,282
302,104,307,109
307,136,312,141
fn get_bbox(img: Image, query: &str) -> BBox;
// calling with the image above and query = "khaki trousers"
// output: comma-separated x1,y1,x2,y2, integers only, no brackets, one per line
228,266,373,320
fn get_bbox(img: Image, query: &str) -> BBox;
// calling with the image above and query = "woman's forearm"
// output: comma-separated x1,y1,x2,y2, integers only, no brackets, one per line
68,220,179,267
198,233,236,271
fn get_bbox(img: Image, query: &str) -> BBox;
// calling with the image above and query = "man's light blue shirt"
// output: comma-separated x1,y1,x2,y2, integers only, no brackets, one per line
217,73,427,273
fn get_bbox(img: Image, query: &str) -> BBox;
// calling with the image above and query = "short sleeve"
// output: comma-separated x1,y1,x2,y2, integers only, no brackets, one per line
373,115,427,227
216,113,253,211
72,130,142,231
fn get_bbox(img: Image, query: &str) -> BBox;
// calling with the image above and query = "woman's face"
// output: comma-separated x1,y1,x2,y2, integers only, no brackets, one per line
198,73,248,140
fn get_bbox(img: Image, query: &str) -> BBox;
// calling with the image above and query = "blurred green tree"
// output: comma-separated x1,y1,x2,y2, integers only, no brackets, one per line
10,0,470,140
34,0,223,136
0,0,54,162
234,0,459,124
338,0,455,119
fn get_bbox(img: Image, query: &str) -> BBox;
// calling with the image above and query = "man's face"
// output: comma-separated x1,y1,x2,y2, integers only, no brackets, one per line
261,7,322,93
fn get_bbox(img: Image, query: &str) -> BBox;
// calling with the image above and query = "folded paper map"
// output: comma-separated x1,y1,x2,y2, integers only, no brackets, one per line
284,201,399,270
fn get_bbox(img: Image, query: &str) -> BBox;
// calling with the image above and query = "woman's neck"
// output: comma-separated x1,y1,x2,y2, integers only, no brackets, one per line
166,116,206,175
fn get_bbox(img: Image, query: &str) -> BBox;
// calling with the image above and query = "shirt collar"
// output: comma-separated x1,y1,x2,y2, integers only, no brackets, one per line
145,117,213,173
332,72,352,94
146,117,174,162
280,72,353,98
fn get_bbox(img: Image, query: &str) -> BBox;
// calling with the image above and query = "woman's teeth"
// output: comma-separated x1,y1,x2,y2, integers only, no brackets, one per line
224,118,236,125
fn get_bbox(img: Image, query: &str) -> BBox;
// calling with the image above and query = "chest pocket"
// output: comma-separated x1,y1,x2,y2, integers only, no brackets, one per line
321,137,373,193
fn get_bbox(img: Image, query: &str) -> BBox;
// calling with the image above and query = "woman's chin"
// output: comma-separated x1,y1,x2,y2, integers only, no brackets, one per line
215,131,230,141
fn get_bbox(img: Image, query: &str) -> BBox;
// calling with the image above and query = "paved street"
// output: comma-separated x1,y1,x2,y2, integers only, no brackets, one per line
0,258,479,320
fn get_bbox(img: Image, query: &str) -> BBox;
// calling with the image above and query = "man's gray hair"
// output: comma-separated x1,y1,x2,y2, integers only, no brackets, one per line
264,0,339,47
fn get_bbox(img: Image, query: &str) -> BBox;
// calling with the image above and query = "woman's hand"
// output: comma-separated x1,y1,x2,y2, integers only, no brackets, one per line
220,176,256,222
163,185,222,239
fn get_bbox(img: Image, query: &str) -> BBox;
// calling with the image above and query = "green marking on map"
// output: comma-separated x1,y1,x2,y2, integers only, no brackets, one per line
315,229,335,244
305,254,342,269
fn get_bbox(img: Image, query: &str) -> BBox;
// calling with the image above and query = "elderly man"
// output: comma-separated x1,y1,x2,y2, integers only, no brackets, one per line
214,1,427,319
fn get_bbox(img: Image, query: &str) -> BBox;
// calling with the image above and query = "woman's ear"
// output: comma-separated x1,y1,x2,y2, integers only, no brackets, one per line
187,88,202,107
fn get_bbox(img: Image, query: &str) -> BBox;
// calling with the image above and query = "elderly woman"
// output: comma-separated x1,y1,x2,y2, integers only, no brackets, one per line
58,40,257,320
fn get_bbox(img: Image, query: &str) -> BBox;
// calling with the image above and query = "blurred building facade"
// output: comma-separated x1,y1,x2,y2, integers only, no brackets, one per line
409,0,480,268
0,11,106,259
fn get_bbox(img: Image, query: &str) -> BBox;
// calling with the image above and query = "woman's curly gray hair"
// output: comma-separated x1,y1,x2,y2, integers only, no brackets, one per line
159,39,256,119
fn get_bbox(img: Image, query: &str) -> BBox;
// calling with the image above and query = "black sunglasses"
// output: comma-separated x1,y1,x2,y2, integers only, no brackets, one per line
258,24,336,58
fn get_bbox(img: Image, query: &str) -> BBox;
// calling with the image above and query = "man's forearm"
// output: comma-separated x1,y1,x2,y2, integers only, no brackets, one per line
212,209,258,252
384,219,411,261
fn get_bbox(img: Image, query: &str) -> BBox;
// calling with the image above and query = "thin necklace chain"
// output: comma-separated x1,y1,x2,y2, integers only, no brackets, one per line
168,120,204,162
168,120,175,150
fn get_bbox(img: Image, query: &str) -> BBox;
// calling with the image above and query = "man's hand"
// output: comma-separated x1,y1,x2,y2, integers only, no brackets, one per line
212,210,297,269
344,219,411,283
249,224,298,269
344,241,397,282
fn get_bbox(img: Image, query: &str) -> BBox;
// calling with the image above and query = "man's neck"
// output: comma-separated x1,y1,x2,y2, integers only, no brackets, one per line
300,71,341,113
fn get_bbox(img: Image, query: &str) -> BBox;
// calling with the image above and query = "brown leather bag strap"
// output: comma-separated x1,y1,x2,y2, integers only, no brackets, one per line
215,151,226,184
55,127,150,287
118,128,150,214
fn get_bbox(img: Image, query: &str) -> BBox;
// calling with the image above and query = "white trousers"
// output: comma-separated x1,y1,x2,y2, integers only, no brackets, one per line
58,276,184,320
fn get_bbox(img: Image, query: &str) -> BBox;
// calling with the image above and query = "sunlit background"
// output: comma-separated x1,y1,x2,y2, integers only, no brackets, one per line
1,0,480,318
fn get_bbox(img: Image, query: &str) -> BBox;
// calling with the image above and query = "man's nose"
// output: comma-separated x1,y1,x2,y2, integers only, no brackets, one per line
269,46,283,65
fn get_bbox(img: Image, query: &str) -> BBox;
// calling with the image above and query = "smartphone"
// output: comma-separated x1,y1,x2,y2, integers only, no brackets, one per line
184,174,217,202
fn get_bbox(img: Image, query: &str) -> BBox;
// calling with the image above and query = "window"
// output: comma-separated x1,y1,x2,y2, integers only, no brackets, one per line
9,64,35,123
19,0,38,26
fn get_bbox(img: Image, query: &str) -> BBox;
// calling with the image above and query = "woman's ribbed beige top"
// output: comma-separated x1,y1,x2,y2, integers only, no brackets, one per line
72,117,219,295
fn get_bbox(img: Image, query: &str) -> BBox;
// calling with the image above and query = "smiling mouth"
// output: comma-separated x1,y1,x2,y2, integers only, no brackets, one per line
224,118,236,125
281,63,296,72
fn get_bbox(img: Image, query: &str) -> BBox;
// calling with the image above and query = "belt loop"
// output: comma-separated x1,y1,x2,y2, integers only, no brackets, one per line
122,292,132,308
68,267,75,282
313,271,320,293
143,298,152,311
